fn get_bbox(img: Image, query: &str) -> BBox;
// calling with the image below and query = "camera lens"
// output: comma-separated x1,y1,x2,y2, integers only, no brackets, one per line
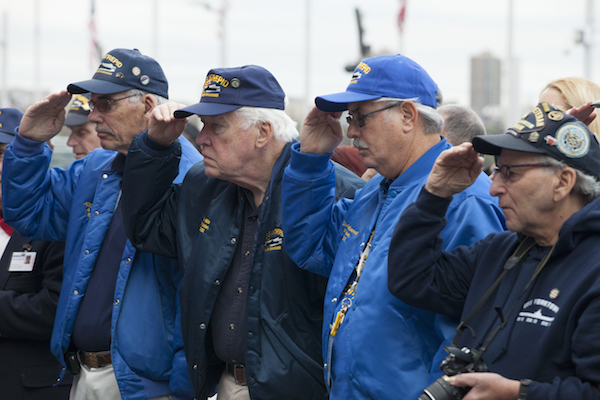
418,376,469,400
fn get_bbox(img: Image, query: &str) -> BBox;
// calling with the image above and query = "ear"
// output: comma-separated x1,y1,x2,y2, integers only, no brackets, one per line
398,101,418,133
554,167,577,202
255,121,274,149
141,94,158,116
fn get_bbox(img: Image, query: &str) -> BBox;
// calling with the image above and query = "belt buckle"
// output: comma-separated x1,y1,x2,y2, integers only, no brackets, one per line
233,364,247,386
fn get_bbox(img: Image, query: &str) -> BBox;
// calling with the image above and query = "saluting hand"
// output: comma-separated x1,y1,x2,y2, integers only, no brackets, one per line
300,106,344,155
425,143,484,198
19,91,72,142
148,102,188,146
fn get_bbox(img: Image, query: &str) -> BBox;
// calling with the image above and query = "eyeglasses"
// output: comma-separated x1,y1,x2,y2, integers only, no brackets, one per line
493,163,554,181
89,94,141,113
346,102,402,128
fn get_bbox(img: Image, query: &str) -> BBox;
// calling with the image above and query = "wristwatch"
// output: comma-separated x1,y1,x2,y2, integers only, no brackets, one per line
518,379,532,400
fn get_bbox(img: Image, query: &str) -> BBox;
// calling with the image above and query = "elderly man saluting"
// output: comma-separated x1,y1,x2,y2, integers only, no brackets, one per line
120,65,364,400
281,54,505,400
388,102,600,399
2,48,200,400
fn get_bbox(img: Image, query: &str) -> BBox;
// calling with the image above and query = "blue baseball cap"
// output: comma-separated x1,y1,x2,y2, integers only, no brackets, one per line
473,102,600,180
0,108,23,143
174,65,285,118
315,54,438,112
67,48,169,99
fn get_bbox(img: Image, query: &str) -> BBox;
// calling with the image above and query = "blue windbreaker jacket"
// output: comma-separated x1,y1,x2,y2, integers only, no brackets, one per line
282,139,506,400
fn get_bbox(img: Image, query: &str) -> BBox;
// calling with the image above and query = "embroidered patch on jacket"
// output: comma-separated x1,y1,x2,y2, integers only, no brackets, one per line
264,228,283,252
84,201,93,217
199,217,211,233
516,297,559,328
342,221,359,241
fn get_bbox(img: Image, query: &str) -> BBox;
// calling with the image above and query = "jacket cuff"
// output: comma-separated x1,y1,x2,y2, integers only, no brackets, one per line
11,133,47,157
288,142,335,179
137,131,181,158
415,186,452,217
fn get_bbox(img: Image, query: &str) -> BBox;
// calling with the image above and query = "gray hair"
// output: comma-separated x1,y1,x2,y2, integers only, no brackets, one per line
232,106,299,143
537,154,600,205
124,88,168,106
376,97,443,135
438,104,486,145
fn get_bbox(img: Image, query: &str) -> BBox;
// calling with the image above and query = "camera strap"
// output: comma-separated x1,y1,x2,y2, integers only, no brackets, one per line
451,235,546,348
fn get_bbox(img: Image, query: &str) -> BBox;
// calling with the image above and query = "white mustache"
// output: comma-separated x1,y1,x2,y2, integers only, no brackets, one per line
352,139,368,150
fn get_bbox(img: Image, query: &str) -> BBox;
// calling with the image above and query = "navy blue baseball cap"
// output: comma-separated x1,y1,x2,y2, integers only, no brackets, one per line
64,93,91,126
0,108,23,143
174,65,285,118
473,102,600,180
67,48,169,99
315,54,438,112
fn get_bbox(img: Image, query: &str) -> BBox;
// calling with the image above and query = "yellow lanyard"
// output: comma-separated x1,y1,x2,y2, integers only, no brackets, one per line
330,228,375,337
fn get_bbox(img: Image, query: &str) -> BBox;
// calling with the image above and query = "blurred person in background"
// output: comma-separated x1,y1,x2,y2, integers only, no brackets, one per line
539,77,600,135
438,104,487,145
64,93,102,159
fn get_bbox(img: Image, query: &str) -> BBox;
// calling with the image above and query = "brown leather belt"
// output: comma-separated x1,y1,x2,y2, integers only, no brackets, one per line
226,363,247,385
80,351,112,369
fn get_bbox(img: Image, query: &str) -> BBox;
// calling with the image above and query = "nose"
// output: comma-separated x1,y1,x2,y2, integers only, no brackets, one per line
489,173,504,197
88,107,102,124
346,123,360,139
196,125,209,147
66,133,77,147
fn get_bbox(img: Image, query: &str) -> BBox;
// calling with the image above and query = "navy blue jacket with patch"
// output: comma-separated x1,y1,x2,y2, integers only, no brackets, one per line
388,188,600,400
120,132,365,400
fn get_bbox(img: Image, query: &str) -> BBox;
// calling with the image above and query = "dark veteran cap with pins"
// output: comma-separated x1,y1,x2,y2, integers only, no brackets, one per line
67,48,169,99
473,102,600,180
0,108,23,143
174,65,285,118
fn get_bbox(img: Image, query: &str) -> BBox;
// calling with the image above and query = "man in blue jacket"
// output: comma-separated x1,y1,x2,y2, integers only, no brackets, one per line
281,54,506,400
2,48,201,400
388,103,600,400
119,65,364,400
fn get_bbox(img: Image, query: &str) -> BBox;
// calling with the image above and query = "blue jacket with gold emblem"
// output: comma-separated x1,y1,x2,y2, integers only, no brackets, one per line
119,132,364,400
2,134,201,400
282,139,506,400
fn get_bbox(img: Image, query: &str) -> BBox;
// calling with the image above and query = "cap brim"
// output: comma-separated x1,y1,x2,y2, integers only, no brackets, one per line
472,132,545,156
68,79,132,95
174,102,242,118
64,112,90,126
0,131,15,143
315,91,382,112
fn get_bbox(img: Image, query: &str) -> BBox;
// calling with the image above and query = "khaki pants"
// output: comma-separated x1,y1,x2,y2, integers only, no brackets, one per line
70,362,173,400
216,369,250,400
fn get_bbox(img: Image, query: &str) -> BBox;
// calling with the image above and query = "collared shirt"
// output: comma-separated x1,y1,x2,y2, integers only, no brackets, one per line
211,190,259,364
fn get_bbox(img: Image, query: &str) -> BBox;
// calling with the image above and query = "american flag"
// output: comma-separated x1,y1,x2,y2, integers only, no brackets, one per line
398,0,407,34
89,0,103,70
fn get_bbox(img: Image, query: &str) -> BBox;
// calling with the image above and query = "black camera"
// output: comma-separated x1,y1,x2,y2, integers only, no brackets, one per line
418,346,488,400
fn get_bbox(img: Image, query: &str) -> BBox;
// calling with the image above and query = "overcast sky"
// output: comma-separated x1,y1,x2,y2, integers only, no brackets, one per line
0,0,598,121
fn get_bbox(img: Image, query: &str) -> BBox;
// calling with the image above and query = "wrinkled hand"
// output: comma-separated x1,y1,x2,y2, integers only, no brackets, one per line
300,106,344,154
567,102,596,127
449,372,520,400
148,102,189,146
19,91,72,142
425,143,483,198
